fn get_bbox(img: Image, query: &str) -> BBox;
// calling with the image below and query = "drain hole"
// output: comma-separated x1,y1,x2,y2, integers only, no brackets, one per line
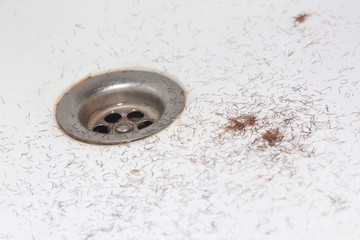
127,111,144,119
104,113,122,123
56,70,186,144
138,121,153,130
93,125,110,134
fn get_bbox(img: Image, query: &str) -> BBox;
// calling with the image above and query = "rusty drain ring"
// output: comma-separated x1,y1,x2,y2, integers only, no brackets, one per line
56,70,185,144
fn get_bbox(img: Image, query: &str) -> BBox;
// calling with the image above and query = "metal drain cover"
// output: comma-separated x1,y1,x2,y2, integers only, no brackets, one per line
56,70,185,144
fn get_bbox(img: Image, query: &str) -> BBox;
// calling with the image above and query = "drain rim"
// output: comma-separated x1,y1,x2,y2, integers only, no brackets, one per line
56,70,185,144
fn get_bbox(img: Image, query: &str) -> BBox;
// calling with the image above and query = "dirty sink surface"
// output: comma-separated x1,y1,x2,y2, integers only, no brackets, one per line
1,0,360,239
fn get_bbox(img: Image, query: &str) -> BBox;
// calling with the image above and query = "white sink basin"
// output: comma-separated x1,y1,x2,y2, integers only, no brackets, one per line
1,0,359,239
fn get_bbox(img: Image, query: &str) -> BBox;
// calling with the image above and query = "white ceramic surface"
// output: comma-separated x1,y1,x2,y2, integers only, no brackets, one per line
1,0,360,239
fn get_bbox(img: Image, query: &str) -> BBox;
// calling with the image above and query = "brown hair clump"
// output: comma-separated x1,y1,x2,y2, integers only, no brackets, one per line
293,13,311,25
226,114,257,133
262,128,284,146
244,114,257,127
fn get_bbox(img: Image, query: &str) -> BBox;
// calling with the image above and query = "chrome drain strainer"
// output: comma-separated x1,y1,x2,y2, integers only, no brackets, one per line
56,70,185,144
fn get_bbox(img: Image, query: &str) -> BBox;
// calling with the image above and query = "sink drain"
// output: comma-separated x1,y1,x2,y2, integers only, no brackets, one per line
56,70,185,144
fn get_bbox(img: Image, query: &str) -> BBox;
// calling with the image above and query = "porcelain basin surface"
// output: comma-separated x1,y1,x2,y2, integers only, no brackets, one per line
0,0,360,239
